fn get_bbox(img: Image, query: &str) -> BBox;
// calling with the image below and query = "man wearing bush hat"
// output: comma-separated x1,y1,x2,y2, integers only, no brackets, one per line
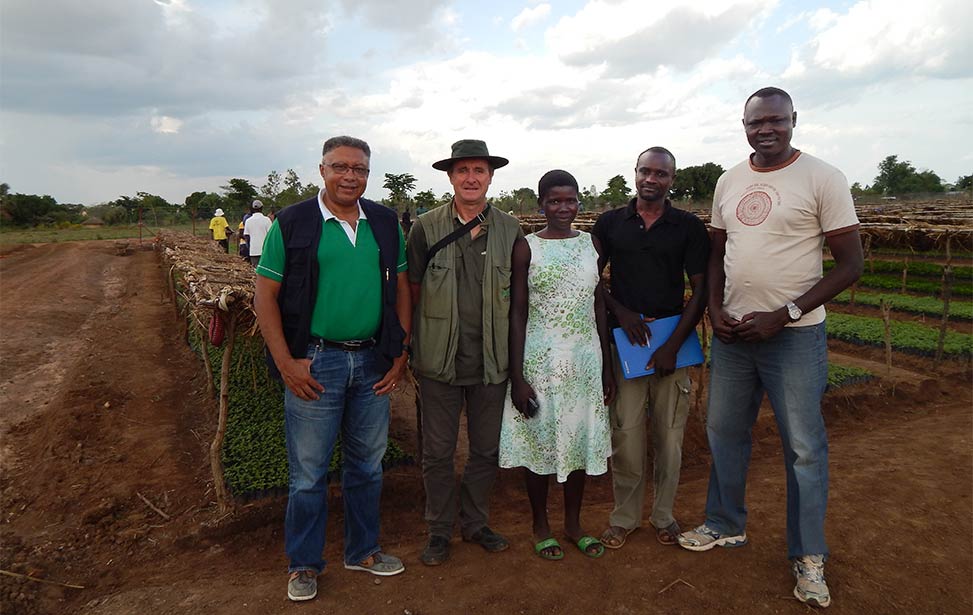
678,87,863,609
407,139,523,565
255,135,411,602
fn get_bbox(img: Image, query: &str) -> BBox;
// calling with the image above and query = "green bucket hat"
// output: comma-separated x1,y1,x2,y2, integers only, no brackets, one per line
432,139,509,171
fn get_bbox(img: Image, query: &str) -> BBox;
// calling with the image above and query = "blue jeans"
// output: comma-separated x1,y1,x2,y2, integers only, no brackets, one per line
284,344,389,574
704,322,829,559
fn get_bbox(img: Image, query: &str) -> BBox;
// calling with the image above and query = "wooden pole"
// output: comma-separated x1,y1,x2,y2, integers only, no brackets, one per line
199,322,215,399
900,254,909,293
935,234,953,365
210,312,236,515
880,298,893,377
695,317,708,423
864,234,874,274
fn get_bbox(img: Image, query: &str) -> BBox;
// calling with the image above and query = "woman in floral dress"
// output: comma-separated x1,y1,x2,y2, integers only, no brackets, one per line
500,169,616,560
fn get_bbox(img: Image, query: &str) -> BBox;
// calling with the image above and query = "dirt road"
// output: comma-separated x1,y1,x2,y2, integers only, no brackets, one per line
1,241,970,614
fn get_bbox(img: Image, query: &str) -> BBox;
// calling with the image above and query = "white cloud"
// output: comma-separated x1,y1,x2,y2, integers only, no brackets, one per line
511,3,551,32
150,115,183,134
786,0,973,79
546,0,776,76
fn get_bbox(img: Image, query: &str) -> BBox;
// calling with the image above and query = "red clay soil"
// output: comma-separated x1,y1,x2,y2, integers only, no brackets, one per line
1,240,971,615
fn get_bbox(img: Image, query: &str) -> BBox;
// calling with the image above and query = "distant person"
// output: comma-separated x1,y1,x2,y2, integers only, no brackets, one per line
407,139,522,566
400,210,413,236
254,136,411,603
209,208,231,253
244,199,272,267
592,147,709,550
238,216,249,261
500,169,614,561
677,87,863,609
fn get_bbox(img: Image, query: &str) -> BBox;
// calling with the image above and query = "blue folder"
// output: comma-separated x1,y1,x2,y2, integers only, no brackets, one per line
612,314,704,379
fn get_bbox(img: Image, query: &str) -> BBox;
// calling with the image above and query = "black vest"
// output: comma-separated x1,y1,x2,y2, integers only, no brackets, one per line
266,196,405,379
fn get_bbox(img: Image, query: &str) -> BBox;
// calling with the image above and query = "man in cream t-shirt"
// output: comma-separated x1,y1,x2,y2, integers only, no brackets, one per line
678,87,863,610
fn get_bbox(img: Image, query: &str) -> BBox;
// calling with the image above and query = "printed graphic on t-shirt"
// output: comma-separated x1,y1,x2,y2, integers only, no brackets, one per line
735,183,780,226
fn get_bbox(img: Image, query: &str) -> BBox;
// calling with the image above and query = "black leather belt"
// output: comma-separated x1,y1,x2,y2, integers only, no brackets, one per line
312,337,376,351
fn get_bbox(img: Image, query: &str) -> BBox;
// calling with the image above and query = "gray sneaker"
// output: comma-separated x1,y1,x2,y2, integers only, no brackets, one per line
344,551,405,576
793,555,831,608
677,523,747,551
287,570,317,602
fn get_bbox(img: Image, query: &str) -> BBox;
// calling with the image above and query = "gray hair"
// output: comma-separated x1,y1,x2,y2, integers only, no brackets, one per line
322,136,371,158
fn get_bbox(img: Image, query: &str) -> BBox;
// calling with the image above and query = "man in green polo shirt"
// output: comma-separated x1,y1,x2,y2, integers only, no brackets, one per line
407,139,523,565
254,136,411,603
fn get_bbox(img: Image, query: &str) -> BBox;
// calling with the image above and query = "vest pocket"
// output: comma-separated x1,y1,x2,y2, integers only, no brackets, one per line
421,262,452,319
495,265,512,303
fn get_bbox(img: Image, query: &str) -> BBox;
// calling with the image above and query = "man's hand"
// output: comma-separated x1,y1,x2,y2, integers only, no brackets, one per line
646,340,678,377
601,366,616,406
373,353,408,396
733,308,789,342
709,307,740,344
616,304,653,346
280,357,325,401
510,377,539,418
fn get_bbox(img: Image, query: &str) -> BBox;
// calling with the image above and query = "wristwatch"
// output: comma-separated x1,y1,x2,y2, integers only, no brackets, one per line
785,301,803,322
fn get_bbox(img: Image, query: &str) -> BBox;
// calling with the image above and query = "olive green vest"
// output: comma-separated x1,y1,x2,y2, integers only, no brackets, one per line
412,204,520,384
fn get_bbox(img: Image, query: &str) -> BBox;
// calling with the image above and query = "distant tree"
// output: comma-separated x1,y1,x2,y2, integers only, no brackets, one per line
220,178,259,217
184,191,210,220
198,193,226,220
276,169,311,208
298,182,318,202
0,192,74,227
872,155,944,195
600,175,631,208
136,191,173,226
954,174,973,191
581,185,600,210
670,162,724,201
511,187,538,214
438,192,453,208
260,170,282,206
414,189,436,213
383,173,417,211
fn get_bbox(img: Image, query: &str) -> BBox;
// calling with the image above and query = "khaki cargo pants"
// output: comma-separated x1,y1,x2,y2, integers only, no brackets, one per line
608,362,692,531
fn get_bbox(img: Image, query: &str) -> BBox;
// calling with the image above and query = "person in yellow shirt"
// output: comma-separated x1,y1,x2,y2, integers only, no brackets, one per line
209,208,231,253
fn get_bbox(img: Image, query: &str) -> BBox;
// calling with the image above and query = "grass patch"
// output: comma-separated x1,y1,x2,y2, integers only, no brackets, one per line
826,259,973,280
0,223,205,244
831,291,973,321
826,313,973,358
849,272,972,298
826,364,873,390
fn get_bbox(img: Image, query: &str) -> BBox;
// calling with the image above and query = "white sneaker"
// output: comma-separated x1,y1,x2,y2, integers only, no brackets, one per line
676,523,747,551
793,554,831,608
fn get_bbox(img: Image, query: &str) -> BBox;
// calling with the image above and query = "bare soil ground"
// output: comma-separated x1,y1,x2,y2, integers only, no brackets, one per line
1,241,971,615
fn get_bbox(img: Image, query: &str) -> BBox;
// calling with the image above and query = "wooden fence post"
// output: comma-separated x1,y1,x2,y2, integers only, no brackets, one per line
935,234,953,365
210,312,237,515
880,299,892,377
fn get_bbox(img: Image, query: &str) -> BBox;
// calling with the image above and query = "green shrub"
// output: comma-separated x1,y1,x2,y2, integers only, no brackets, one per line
831,291,973,320
827,364,873,389
826,313,973,357
826,259,973,280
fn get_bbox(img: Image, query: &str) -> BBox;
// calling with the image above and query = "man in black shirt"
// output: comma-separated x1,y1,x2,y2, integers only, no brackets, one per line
592,146,709,549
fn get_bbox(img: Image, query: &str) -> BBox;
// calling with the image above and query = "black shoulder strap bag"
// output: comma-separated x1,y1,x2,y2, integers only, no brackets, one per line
425,204,492,262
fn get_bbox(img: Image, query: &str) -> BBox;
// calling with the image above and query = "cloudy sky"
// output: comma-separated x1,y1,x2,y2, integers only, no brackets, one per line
2,0,971,206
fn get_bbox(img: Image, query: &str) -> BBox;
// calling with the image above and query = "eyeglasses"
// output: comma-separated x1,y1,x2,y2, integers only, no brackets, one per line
324,163,370,178
544,198,579,207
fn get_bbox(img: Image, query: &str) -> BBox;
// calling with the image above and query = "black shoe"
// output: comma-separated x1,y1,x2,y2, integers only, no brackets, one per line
421,535,451,566
463,526,509,553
